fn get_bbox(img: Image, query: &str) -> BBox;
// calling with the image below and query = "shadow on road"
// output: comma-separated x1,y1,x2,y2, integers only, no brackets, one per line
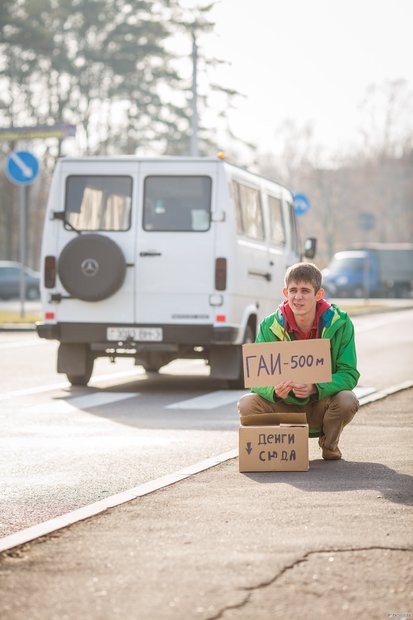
244,459,413,506
52,372,241,431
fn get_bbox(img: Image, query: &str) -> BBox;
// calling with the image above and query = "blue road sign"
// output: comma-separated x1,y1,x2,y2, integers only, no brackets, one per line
293,192,311,216
359,212,376,231
5,151,39,185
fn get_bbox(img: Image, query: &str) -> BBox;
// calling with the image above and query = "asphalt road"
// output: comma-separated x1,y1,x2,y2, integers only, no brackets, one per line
0,388,412,620
1,308,412,540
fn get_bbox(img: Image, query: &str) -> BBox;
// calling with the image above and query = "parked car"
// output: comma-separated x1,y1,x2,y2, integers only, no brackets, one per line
0,261,40,300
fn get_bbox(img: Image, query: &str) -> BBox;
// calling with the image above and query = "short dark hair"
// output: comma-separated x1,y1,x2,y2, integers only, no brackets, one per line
285,262,322,292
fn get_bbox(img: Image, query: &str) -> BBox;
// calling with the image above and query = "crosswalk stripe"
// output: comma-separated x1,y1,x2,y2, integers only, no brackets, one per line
24,392,138,414
0,369,141,402
166,390,247,410
167,386,375,410
3,382,375,413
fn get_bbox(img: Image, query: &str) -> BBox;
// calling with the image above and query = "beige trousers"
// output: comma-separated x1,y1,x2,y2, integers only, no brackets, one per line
237,391,359,450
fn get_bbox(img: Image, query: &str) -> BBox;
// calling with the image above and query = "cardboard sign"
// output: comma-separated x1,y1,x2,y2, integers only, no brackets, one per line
239,414,309,472
242,339,332,388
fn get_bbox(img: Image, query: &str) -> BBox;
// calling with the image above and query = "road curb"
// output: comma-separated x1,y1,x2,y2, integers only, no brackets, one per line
356,379,413,405
0,324,37,332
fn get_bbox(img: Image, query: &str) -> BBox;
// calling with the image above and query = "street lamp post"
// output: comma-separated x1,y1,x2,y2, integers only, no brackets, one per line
190,29,199,157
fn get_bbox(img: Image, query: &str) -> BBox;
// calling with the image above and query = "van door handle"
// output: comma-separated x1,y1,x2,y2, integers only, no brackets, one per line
248,270,272,282
139,251,162,256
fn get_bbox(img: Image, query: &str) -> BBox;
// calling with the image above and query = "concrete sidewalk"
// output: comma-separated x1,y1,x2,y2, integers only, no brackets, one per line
0,389,412,620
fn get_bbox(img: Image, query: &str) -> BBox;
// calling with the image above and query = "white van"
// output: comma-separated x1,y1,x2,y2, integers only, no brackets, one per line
36,155,316,387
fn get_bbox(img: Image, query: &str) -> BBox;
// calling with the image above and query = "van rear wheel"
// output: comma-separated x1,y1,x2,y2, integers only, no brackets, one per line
67,372,92,386
58,343,94,386
66,354,94,386
142,363,163,373
141,352,167,373
227,325,255,389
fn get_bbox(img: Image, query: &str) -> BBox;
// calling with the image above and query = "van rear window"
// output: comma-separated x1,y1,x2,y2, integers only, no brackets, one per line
143,176,211,232
65,176,132,231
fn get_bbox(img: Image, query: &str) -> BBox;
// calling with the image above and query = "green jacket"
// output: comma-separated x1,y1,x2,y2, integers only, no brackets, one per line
251,303,360,405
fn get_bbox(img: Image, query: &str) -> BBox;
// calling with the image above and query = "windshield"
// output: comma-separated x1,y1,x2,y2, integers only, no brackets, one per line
328,256,367,273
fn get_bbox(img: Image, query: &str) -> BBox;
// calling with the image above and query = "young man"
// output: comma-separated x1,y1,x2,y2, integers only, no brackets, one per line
237,262,360,460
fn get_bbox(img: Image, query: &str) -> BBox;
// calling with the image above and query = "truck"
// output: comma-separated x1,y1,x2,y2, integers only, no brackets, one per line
36,155,316,387
322,243,413,298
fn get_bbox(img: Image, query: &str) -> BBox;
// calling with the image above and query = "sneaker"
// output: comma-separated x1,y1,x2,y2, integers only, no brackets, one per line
322,446,342,460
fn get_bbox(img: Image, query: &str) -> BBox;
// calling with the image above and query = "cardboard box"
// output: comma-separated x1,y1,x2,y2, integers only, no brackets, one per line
239,412,309,472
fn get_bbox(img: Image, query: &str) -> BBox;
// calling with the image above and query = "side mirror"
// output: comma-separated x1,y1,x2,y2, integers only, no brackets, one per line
303,237,317,259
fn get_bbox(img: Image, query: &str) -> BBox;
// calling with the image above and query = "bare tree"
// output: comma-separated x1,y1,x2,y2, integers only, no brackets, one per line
255,84,413,268
357,79,413,160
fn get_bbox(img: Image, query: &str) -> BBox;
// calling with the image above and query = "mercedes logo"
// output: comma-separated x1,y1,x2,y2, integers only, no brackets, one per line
81,258,99,277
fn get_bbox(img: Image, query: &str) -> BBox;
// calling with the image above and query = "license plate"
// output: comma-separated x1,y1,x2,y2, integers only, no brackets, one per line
107,327,163,342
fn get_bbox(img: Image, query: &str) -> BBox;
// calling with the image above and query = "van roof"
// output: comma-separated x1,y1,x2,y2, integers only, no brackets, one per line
57,155,289,193
59,155,221,163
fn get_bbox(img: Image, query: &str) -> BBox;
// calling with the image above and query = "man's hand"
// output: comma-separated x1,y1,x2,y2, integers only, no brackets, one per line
274,381,294,399
290,383,317,399
274,382,317,400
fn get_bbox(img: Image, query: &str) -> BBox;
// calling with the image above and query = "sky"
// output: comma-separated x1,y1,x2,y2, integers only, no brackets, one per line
182,0,413,162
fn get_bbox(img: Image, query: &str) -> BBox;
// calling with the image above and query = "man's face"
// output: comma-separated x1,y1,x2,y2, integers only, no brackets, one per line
283,279,324,319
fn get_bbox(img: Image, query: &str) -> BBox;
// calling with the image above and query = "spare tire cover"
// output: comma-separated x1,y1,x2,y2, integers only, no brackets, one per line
58,234,127,302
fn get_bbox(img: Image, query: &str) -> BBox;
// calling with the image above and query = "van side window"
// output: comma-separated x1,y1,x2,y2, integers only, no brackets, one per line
143,176,211,232
231,181,243,234
287,201,300,254
232,181,264,240
65,176,132,231
267,195,286,246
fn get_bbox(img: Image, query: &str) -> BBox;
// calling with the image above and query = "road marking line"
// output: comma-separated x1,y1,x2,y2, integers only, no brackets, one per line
354,310,412,333
0,449,238,554
0,369,142,402
0,339,46,350
166,390,248,409
167,387,374,410
24,392,138,414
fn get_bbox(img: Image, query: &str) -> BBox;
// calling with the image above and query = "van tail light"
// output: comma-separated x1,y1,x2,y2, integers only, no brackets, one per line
44,255,56,288
215,257,227,291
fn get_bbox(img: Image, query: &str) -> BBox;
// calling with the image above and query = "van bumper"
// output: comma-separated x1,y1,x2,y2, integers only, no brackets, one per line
36,322,59,339
36,322,239,345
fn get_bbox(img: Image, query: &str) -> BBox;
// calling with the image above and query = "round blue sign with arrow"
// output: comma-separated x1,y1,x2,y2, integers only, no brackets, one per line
5,150,39,185
293,192,311,216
